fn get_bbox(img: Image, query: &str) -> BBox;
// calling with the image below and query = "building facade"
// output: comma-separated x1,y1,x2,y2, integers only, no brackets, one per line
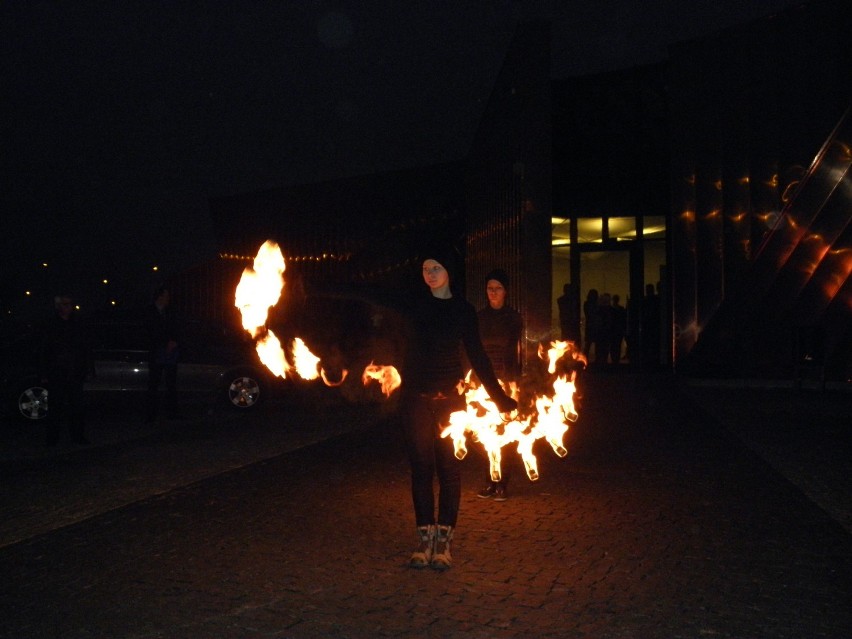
196,1,850,381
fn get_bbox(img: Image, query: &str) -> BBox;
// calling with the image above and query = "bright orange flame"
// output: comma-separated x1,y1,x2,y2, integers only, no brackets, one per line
320,368,349,387
235,241,290,378
235,240,346,383
362,363,402,397
235,241,582,482
291,337,321,380
255,330,288,378
235,240,286,339
540,340,587,374
440,342,583,482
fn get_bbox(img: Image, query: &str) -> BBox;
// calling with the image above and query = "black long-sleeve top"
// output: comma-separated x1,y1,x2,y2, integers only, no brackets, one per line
143,303,180,364
477,305,523,382
312,283,512,407
38,313,91,381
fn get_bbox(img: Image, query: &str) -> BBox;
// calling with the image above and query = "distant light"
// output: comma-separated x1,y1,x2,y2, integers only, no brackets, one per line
102,279,109,284
152,266,159,272
110,300,117,306
25,290,31,296
42,262,48,268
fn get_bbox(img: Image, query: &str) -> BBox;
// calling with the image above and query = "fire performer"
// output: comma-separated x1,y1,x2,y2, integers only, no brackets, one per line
475,268,523,502
309,242,517,570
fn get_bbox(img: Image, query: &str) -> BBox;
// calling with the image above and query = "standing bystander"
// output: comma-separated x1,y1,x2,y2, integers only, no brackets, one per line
39,294,91,446
610,294,627,365
144,286,180,422
475,268,523,502
583,289,600,362
556,282,581,343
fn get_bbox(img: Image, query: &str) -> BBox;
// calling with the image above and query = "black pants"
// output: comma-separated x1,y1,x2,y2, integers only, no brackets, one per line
46,375,86,445
146,361,178,420
400,392,465,528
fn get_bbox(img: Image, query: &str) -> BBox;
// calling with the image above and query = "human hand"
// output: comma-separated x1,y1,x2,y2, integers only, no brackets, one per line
494,394,517,415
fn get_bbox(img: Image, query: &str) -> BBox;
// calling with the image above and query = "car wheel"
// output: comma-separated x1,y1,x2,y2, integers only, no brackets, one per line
225,372,263,410
18,385,49,421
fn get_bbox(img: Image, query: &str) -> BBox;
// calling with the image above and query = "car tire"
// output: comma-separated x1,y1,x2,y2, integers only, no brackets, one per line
223,370,264,411
18,384,49,421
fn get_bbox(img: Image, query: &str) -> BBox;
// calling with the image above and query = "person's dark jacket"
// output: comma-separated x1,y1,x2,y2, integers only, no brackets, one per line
477,305,523,382
144,303,180,365
38,313,91,382
311,283,515,412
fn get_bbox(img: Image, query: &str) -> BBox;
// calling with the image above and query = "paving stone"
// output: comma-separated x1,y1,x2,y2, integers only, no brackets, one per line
0,372,849,638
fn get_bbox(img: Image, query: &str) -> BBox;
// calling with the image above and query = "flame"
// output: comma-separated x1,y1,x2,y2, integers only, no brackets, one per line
235,240,347,383
255,330,288,378
235,240,290,378
320,368,349,387
291,337,321,380
539,340,587,373
235,240,286,339
235,240,583,483
362,363,402,397
440,342,583,482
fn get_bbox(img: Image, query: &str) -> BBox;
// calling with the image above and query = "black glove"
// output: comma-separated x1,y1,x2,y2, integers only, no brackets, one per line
493,393,517,414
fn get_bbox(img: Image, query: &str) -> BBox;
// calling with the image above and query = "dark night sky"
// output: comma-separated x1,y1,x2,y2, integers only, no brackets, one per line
1,0,806,306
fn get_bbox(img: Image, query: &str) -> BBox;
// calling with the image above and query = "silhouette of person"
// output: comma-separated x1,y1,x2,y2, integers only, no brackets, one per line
144,286,180,422
595,292,613,365
583,289,600,361
556,282,581,343
642,283,661,367
39,294,91,446
475,268,523,502
609,294,627,365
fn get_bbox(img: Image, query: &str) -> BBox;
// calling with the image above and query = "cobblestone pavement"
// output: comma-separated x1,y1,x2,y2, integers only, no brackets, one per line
0,372,849,639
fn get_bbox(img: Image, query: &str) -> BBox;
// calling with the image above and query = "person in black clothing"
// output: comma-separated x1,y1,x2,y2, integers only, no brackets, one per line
583,289,600,361
556,282,581,343
39,294,91,446
475,268,523,502
609,294,627,365
595,292,613,366
642,283,661,367
144,286,180,422
311,242,517,570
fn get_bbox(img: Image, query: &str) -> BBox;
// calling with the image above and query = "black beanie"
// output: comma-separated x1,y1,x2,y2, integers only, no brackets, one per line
419,241,460,282
484,268,509,289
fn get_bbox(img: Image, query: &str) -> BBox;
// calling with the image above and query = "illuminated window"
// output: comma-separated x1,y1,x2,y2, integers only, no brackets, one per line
642,216,666,239
607,217,635,241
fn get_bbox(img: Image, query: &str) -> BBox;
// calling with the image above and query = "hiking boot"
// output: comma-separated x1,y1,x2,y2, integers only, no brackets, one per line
492,484,508,501
431,525,454,571
477,483,496,499
409,525,435,568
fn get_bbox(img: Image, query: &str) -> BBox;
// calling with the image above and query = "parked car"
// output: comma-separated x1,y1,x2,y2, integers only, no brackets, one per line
1,315,278,422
